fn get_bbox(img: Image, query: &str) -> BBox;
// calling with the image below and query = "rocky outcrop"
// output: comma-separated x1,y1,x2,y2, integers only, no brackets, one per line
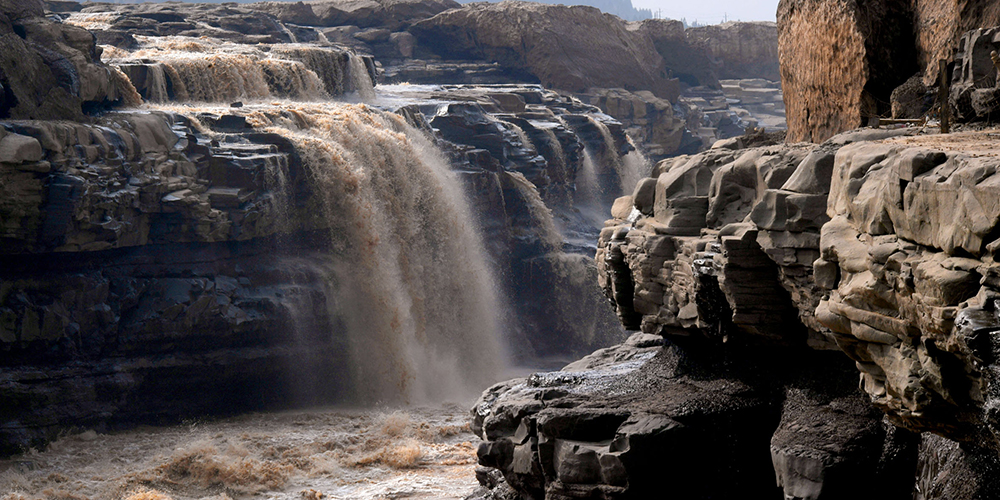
0,0,136,120
630,19,779,89
948,25,1000,121
776,0,1000,142
686,21,780,82
582,126,1000,499
471,332,920,499
911,0,1000,87
776,0,918,143
306,0,460,30
577,87,690,161
409,1,679,99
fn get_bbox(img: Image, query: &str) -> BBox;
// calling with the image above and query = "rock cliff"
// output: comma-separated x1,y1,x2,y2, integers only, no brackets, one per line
470,125,1000,499
776,0,1000,142
0,0,136,120
409,1,678,99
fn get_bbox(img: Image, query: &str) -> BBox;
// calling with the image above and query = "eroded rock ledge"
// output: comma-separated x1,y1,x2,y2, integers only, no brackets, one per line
473,127,1000,499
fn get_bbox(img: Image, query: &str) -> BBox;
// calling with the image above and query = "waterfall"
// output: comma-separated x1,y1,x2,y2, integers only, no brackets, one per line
151,54,325,102
277,21,299,43
144,64,170,103
590,117,644,195
250,104,504,403
620,140,651,195
101,37,370,103
347,54,377,102
272,46,348,96
504,170,563,251
575,149,605,228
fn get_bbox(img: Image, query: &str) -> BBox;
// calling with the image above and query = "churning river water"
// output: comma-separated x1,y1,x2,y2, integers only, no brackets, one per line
0,404,478,500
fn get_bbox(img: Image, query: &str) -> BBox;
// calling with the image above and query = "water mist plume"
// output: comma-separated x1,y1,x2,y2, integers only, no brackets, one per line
241,104,505,404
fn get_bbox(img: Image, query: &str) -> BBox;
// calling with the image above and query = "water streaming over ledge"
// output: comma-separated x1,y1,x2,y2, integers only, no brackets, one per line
241,104,505,403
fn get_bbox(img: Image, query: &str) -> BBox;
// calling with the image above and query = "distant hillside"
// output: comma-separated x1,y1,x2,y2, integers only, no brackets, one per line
457,0,652,21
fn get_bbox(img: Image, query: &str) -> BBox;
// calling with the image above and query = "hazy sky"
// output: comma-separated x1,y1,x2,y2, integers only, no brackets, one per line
633,0,779,24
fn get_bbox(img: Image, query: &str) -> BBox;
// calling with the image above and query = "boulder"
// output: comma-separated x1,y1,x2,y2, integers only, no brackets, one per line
0,132,43,163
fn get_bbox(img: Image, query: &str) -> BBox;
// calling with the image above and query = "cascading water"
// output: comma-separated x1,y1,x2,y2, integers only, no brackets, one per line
91,33,374,103
591,117,646,196
504,170,564,252
575,149,607,228
241,104,505,403
347,54,377,102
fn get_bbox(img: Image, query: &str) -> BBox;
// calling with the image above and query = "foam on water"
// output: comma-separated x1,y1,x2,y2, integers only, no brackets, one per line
0,405,478,500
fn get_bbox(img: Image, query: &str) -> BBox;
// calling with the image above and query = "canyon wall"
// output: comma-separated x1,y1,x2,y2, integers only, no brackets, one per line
778,0,1000,143
474,126,1000,499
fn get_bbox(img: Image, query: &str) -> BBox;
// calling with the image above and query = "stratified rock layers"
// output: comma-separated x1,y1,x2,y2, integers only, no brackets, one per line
776,0,1000,142
409,1,678,99
573,129,1000,499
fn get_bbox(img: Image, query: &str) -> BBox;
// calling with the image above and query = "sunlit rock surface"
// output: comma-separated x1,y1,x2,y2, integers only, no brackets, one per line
408,1,678,99
775,0,1000,142
575,127,1000,499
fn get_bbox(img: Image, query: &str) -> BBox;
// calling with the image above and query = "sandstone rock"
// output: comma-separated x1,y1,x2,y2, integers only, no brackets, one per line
781,149,836,195
915,434,1000,499
631,177,656,216
248,1,321,25
686,21,780,82
310,0,459,30
890,74,934,119
777,0,918,142
472,334,788,498
771,388,919,500
0,0,136,120
410,2,677,99
610,196,634,220
0,132,43,163
580,87,685,161
629,18,717,88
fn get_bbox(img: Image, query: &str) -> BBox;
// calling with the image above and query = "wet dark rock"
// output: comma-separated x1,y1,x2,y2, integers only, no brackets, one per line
472,332,918,499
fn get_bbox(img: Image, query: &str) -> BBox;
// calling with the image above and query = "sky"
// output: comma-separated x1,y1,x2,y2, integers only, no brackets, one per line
632,0,780,24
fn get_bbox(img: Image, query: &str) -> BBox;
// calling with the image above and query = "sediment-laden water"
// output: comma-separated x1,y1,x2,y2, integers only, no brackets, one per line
0,405,477,500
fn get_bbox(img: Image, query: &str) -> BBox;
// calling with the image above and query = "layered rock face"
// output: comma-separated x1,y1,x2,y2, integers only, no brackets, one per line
630,19,779,89
473,124,1000,498
776,0,1000,142
0,0,136,120
686,21,780,82
777,0,918,143
409,1,678,99
599,127,1000,444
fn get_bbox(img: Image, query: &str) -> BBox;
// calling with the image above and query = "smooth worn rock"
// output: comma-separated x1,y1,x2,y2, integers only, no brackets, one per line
0,132,43,163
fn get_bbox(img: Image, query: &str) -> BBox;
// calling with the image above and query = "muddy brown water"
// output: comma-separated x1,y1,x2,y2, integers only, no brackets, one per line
0,404,479,500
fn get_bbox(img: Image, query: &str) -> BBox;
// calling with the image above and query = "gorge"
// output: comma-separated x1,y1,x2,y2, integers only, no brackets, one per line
7,0,1000,499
